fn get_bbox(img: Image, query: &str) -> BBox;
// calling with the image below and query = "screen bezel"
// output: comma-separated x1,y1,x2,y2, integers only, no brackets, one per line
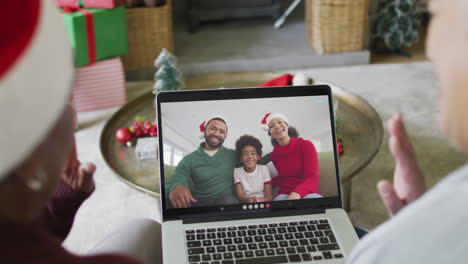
156,85,343,221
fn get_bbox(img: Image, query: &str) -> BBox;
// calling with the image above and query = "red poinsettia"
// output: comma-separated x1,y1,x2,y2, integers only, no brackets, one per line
116,116,158,146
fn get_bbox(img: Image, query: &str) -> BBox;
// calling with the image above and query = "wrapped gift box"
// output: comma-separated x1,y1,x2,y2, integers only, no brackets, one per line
72,58,126,112
54,0,124,9
62,6,128,67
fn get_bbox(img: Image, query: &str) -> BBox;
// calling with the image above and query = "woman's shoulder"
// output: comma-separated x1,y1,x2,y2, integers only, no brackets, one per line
292,137,313,145
293,138,317,152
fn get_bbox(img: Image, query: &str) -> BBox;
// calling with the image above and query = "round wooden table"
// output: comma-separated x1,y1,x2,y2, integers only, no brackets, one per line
100,72,383,211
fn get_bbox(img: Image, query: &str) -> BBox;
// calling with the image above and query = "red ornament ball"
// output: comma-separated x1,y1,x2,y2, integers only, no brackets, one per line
116,127,133,145
337,139,344,155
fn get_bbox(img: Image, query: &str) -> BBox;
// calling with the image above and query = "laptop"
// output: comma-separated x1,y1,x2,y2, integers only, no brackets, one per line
156,85,359,264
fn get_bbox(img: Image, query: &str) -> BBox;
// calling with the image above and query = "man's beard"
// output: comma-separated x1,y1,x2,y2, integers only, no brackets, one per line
205,133,224,149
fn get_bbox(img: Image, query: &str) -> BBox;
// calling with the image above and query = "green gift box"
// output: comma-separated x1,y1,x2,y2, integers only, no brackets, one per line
62,6,128,67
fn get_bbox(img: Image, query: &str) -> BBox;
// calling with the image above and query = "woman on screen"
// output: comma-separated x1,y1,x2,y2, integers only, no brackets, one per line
261,113,322,200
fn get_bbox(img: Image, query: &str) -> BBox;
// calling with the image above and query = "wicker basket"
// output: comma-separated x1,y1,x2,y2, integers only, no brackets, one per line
122,0,174,70
305,0,370,54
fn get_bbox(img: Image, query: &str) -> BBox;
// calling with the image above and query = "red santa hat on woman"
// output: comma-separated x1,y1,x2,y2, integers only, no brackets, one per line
261,112,289,131
0,0,74,179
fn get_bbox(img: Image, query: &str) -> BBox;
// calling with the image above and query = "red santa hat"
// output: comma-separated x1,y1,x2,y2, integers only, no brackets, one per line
0,0,74,179
261,112,290,131
199,116,228,133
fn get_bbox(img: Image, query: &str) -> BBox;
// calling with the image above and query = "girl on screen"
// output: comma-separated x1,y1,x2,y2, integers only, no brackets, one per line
261,113,322,200
234,135,273,203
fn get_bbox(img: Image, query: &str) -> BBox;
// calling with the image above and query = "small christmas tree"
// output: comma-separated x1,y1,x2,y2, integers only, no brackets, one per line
152,49,184,94
372,0,421,52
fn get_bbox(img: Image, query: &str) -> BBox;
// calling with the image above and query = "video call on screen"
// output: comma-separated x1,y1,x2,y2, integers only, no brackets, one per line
160,95,338,209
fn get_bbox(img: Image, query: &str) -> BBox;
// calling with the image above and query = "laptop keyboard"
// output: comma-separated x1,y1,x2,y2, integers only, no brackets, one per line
186,219,344,264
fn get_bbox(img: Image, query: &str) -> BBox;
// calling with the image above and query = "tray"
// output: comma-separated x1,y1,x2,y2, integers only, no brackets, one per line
100,72,383,197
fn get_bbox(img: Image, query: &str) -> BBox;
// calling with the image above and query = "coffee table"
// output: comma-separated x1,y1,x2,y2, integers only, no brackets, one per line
100,72,383,211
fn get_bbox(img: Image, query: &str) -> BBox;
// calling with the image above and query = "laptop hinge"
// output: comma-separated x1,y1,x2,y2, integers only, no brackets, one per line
182,208,326,224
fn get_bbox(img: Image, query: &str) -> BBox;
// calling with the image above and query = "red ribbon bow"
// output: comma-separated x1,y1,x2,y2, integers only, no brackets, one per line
63,7,96,65
199,121,206,132
261,113,271,125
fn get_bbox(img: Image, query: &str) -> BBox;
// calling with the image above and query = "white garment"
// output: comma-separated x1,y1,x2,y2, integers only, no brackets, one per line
203,148,218,157
348,164,468,264
233,165,272,198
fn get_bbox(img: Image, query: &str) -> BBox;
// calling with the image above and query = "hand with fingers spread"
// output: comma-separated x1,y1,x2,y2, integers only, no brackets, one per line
62,144,96,193
377,113,427,216
169,185,197,208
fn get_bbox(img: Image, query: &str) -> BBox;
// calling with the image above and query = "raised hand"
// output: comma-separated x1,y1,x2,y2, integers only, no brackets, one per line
62,143,96,193
377,113,426,216
169,185,197,208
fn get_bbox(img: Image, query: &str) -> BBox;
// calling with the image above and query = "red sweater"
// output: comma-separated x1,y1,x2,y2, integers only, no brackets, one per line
270,137,320,198
0,180,143,264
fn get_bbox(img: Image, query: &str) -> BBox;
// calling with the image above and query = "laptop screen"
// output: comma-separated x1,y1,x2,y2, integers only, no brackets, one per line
157,85,342,220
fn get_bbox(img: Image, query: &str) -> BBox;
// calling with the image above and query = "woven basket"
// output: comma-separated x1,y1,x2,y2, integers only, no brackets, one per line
305,0,370,54
122,0,174,70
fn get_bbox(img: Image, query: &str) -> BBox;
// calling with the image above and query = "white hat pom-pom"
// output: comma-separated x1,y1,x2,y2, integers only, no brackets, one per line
292,73,308,86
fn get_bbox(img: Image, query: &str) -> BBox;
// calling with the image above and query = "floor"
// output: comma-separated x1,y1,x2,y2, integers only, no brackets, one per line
126,2,429,80
126,1,371,80
174,1,430,71
172,10,370,76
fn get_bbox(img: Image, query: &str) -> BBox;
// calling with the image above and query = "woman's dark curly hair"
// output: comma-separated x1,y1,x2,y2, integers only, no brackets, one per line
235,135,263,160
268,122,299,146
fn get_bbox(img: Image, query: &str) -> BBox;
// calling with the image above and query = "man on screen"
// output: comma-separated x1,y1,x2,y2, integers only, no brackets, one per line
166,117,239,208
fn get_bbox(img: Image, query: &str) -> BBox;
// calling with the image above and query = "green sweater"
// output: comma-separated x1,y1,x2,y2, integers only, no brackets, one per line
165,145,237,199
